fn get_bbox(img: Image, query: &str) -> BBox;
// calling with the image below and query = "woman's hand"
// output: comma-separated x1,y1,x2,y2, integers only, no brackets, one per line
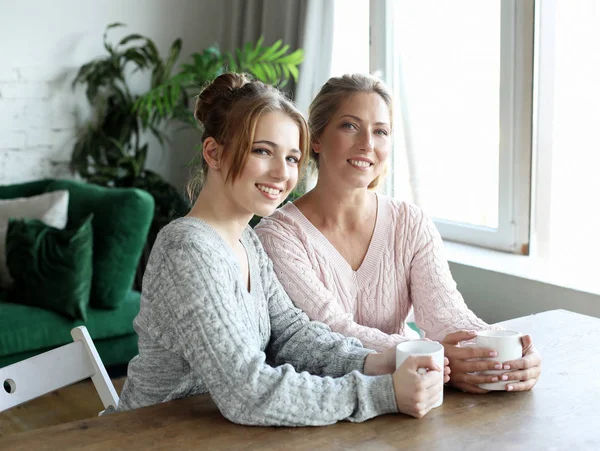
392,355,445,418
500,334,542,391
442,331,542,393
442,331,506,393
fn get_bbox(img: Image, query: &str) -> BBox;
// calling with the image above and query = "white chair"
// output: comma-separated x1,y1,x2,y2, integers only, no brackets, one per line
0,326,119,415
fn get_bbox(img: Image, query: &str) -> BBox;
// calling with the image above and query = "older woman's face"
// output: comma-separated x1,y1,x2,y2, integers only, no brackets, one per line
313,92,391,189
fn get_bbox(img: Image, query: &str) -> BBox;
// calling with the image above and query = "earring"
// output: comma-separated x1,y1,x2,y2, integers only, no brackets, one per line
214,163,219,169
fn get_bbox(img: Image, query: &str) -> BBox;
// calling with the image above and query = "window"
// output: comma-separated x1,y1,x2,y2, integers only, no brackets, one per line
533,0,600,278
329,0,599,286
371,0,534,254
389,1,502,229
329,0,370,77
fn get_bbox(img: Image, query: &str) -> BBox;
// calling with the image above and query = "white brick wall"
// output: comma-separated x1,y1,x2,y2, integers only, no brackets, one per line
0,0,221,189
0,66,77,184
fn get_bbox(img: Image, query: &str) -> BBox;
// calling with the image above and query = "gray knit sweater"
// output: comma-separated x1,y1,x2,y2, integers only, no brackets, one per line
117,217,398,426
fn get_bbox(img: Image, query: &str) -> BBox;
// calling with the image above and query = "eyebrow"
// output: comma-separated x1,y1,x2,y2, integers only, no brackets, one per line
254,140,302,154
339,114,390,127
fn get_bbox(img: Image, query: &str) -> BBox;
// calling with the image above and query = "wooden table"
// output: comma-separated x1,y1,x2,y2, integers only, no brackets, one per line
1,309,598,451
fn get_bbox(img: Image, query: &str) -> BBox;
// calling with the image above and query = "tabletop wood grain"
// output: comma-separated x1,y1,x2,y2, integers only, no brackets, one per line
1,309,598,451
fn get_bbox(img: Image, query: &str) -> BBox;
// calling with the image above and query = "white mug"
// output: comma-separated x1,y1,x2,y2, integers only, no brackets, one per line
396,340,445,407
476,330,523,390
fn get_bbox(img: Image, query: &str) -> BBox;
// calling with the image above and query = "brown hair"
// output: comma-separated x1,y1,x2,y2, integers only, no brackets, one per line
308,73,393,190
187,72,310,201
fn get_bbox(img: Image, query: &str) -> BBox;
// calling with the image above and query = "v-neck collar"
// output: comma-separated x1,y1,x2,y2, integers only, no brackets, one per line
284,193,390,286
175,217,259,297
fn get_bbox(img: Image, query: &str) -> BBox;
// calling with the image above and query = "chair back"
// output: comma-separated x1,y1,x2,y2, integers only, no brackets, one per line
0,326,119,413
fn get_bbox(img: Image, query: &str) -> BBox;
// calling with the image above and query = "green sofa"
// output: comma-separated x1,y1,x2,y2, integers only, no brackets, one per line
0,179,154,369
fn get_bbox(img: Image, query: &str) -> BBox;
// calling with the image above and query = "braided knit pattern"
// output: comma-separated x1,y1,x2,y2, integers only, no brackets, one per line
117,217,398,425
255,195,492,352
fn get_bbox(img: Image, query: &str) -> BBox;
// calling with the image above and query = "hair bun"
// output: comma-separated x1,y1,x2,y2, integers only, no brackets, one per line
194,73,252,125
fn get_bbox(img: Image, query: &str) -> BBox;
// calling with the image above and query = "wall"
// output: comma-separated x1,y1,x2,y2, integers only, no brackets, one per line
450,262,600,324
0,0,224,190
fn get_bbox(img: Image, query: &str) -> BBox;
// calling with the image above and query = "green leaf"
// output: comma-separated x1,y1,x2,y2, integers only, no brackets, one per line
154,92,165,119
170,83,181,109
259,63,275,83
277,49,305,64
270,43,290,61
103,22,125,53
118,33,146,46
251,64,267,82
123,48,149,69
163,38,182,80
253,36,265,55
259,40,282,61
106,22,125,30
287,64,299,82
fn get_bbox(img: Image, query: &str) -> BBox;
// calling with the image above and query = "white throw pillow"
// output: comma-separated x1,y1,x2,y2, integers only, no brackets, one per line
0,190,70,287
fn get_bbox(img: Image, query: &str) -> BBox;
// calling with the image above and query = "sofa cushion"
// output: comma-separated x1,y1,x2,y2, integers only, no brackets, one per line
0,290,140,358
44,180,154,309
0,180,54,201
6,214,94,321
0,190,69,288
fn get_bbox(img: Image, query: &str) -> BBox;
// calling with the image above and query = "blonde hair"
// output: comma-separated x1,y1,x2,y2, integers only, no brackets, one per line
187,73,309,201
308,73,393,190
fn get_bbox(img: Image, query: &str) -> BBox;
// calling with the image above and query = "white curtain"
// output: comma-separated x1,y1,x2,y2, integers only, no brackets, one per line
294,0,335,115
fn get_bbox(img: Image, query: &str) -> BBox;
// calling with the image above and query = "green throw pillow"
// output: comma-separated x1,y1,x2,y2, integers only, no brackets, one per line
44,180,154,309
5,214,94,321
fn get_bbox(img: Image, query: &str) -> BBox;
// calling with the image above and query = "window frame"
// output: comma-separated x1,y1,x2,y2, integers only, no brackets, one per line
370,0,535,254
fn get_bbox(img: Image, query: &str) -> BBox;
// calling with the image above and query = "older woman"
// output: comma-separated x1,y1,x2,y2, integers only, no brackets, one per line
256,73,541,394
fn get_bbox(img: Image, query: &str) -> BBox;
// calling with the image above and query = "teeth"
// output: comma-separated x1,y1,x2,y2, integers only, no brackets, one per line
349,160,371,168
257,185,281,196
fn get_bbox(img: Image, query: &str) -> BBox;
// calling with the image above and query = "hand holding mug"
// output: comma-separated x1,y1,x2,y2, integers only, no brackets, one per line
392,354,445,419
442,330,542,392
392,340,448,418
442,330,507,393
496,334,542,391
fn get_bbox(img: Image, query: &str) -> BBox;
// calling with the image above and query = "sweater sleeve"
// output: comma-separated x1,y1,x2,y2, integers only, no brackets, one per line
256,219,409,352
250,232,379,377
408,209,497,341
144,242,398,427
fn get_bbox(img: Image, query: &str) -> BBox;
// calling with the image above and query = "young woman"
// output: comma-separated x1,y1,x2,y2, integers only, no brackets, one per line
117,73,450,425
255,74,541,394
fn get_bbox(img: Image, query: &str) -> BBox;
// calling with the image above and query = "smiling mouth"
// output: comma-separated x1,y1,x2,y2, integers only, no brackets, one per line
256,184,283,197
348,159,373,168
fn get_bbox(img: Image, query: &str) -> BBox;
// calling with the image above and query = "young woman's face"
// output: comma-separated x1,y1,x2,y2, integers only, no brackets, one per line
227,111,302,218
313,92,391,189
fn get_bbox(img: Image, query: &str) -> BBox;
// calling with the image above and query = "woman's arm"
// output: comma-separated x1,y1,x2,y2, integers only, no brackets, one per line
406,209,541,392
260,249,380,378
408,210,495,341
144,244,398,426
257,242,448,418
256,221,408,352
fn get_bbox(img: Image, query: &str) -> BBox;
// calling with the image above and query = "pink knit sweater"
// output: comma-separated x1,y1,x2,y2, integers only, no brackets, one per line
255,194,492,352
